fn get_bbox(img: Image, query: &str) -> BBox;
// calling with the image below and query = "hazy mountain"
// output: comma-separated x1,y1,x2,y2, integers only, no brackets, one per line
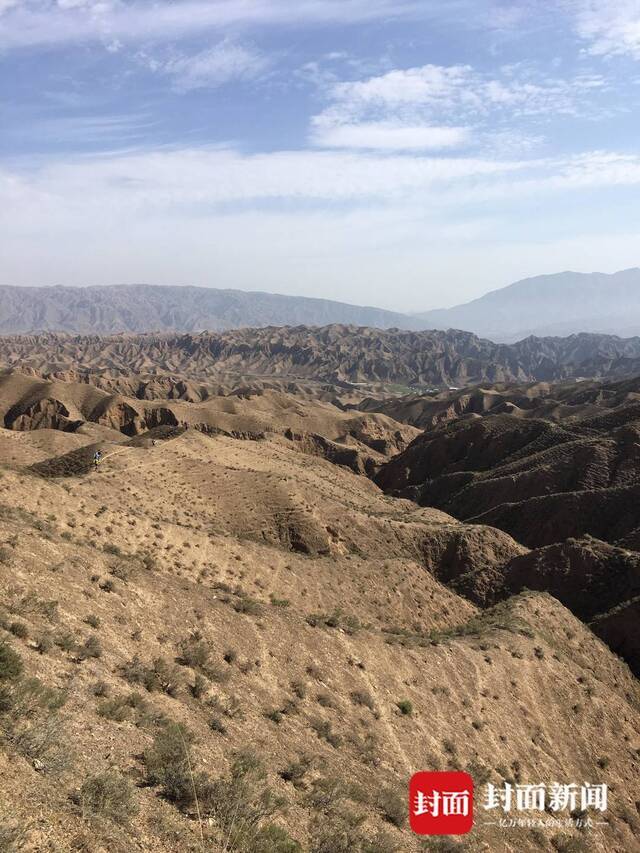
5,272,640,341
0,284,421,334
417,268,640,341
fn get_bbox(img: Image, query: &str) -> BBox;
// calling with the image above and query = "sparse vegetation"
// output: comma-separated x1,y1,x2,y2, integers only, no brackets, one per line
209,715,228,735
78,769,138,824
310,717,341,748
1,357,640,851
306,609,361,635
121,656,183,696
8,621,28,640
350,689,375,711
77,635,102,660
143,721,196,804
176,631,210,670
377,785,405,828
0,641,22,682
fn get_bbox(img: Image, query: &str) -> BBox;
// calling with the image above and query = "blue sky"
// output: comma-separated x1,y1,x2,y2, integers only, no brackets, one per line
1,0,640,310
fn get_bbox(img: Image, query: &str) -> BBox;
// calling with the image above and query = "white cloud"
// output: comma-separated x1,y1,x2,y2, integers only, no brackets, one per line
308,61,609,153
1,148,531,219
4,146,640,229
140,41,269,92
573,1,640,59
0,0,445,50
2,145,640,307
310,120,469,151
323,63,606,120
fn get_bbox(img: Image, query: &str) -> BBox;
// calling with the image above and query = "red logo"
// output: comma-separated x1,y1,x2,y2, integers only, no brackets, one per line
409,771,474,836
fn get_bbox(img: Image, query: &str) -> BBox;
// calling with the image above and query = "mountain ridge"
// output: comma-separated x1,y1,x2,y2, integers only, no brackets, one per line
0,283,422,334
417,267,640,341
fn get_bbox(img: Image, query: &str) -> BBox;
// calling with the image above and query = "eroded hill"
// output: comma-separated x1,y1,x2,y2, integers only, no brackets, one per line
373,376,640,675
4,326,640,391
1,425,639,853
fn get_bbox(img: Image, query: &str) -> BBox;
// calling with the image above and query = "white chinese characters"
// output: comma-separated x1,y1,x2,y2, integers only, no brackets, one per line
483,782,607,813
414,788,471,818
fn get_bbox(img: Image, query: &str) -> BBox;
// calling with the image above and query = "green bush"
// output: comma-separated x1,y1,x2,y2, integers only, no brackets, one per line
310,807,365,853
177,632,210,670
0,642,22,681
396,700,413,716
77,635,102,660
121,656,183,697
350,690,375,711
377,786,405,828
8,622,28,640
144,722,196,805
198,749,287,853
79,769,138,824
249,825,301,852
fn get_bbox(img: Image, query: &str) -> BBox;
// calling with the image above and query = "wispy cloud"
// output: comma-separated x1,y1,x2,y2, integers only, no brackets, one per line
5,145,640,219
3,145,640,305
139,41,269,92
311,121,470,151
0,0,452,50
322,63,607,121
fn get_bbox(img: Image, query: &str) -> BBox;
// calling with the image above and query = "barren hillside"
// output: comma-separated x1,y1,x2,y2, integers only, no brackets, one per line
4,326,640,391
0,367,639,852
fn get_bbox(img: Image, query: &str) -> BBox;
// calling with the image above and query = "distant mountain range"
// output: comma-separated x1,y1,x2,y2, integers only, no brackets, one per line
417,268,640,341
0,284,421,335
1,269,639,340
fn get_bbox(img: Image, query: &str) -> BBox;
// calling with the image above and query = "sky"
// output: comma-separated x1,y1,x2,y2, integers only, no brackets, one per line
1,1,640,311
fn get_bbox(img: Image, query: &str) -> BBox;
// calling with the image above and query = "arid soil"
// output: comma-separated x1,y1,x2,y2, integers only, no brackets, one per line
4,325,640,390
0,362,639,852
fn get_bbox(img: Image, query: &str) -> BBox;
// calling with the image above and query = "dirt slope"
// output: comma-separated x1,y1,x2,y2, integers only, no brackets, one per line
0,372,419,476
0,426,638,853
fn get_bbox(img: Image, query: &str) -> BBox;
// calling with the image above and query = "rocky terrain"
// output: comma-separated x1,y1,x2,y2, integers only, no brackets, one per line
0,354,639,852
371,375,640,674
4,326,640,391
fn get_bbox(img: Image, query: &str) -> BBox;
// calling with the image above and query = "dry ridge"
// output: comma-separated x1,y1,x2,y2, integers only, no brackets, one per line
4,326,640,390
